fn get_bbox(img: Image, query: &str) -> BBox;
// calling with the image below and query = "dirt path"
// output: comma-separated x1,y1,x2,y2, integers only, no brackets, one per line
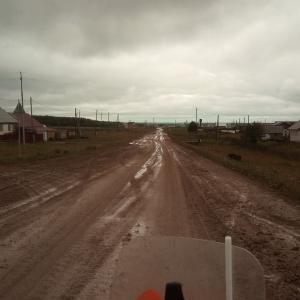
0,129,299,299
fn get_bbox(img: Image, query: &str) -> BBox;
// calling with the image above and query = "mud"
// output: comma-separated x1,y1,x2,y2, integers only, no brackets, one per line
0,129,299,299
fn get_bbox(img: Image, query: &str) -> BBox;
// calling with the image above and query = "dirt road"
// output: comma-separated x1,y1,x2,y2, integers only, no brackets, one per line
0,129,299,299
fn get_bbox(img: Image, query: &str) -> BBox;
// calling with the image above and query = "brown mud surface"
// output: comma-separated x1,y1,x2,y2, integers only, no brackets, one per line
0,129,299,299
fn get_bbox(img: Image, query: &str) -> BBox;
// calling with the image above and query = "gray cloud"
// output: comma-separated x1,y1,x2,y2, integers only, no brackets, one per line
0,0,299,122
0,0,219,56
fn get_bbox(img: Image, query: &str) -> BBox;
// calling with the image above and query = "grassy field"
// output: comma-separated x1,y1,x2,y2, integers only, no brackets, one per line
0,128,152,164
167,127,300,202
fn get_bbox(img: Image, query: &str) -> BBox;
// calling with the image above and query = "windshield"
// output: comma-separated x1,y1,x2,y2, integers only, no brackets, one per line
110,237,265,300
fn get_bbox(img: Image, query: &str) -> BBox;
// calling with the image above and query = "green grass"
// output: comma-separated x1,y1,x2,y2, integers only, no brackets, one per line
0,128,152,164
167,127,300,202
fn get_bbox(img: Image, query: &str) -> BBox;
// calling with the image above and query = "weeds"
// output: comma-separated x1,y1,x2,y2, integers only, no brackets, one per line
168,127,300,202
0,128,152,164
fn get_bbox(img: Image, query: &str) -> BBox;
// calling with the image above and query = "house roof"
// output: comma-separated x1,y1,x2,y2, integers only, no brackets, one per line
13,102,25,114
12,113,47,133
274,121,295,128
263,124,283,134
289,121,300,130
0,107,18,123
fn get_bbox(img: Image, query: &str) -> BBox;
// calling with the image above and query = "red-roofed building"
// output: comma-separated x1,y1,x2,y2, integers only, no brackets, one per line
12,102,48,142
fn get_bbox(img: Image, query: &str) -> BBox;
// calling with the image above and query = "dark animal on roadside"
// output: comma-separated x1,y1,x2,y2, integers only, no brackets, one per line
228,153,242,161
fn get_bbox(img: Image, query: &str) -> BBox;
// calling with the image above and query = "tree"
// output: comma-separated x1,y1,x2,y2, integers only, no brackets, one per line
187,121,198,133
242,123,263,144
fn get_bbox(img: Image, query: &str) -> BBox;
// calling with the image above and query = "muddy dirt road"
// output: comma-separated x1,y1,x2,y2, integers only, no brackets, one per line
0,129,299,299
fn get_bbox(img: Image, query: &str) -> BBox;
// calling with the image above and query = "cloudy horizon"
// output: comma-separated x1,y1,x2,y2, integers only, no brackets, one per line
0,0,300,123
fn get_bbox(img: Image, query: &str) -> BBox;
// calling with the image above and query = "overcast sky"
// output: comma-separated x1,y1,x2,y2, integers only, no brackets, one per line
0,0,299,123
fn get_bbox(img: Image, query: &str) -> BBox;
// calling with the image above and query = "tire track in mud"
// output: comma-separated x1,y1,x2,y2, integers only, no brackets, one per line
2,129,298,300
0,144,154,238
52,130,165,300
0,147,136,210
0,131,162,300
38,133,164,300
164,140,220,240
0,178,132,299
171,141,300,300
30,204,143,299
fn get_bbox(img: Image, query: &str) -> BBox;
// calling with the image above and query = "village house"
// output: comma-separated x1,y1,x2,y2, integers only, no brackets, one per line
12,103,48,142
0,107,18,140
46,127,57,140
273,121,295,138
53,128,76,139
262,124,284,141
289,121,300,143
202,122,216,128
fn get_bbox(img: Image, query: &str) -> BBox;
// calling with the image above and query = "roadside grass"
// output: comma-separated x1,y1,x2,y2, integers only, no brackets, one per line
167,127,300,202
0,128,152,164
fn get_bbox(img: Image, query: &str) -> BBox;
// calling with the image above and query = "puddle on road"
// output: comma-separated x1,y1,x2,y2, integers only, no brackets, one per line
129,221,147,238
133,129,164,181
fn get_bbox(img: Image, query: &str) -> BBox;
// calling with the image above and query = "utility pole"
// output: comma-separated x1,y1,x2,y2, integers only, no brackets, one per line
95,109,98,136
75,108,78,136
30,96,33,116
117,113,119,122
75,108,76,127
196,107,198,123
30,96,33,130
20,72,25,144
108,112,110,122
20,72,24,109
78,110,81,137
216,114,219,141
18,99,21,156
100,112,103,121
247,115,250,125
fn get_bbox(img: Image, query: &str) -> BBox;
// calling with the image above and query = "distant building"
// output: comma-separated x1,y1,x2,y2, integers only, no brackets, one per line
53,127,77,139
274,121,295,138
0,107,18,139
55,128,68,140
12,102,48,142
125,122,136,129
202,122,216,128
289,121,300,143
67,129,76,138
262,124,284,141
46,127,57,140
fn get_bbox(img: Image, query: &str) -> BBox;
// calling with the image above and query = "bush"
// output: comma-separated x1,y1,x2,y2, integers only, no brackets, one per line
242,123,263,144
187,121,198,133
